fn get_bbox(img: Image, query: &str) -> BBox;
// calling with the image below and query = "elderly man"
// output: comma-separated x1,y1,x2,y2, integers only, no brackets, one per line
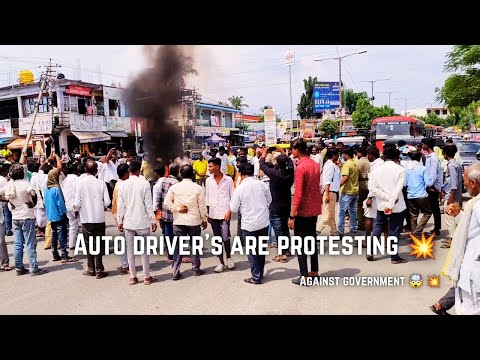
442,162,480,315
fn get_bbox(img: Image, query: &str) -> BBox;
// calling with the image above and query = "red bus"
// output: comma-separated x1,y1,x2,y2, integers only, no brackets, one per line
371,116,426,152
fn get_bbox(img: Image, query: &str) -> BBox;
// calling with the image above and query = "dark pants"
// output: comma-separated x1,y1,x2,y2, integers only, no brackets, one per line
236,212,245,244
210,218,231,260
161,220,174,260
172,225,201,277
294,216,319,277
408,197,432,236
51,216,68,260
3,203,12,234
106,182,115,208
438,287,455,310
270,211,290,255
427,190,441,232
402,187,412,231
82,222,106,274
371,211,403,261
357,181,369,230
243,227,268,283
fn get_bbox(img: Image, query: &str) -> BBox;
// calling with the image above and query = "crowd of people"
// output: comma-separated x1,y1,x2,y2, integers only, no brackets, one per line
0,137,479,315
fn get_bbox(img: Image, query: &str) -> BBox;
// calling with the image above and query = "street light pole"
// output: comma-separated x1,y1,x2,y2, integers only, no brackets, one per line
360,78,391,106
378,91,400,108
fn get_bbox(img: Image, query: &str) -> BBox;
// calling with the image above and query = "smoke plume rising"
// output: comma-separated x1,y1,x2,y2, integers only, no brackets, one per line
123,45,197,161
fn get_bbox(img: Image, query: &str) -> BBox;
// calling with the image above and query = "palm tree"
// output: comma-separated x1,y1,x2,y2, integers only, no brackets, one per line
228,95,249,111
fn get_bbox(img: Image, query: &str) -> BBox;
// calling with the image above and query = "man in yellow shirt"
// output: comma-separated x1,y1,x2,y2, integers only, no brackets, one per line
193,154,208,187
338,147,359,235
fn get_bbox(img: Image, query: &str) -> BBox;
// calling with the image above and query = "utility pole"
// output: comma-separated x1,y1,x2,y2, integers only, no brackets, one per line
378,91,400,108
20,59,60,164
360,78,391,106
315,49,367,113
395,97,414,116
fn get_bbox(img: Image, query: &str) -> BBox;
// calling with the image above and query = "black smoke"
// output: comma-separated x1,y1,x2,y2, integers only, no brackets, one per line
123,45,197,161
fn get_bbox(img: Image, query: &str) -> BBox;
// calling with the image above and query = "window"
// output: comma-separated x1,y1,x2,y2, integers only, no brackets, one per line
225,112,233,128
201,110,211,121
109,99,120,116
435,109,440,115
23,96,50,115
443,109,448,115
64,95,79,112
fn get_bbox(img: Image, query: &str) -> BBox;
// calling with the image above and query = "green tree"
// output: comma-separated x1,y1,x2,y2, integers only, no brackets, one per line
218,101,230,107
235,122,250,132
228,95,249,111
343,89,369,114
297,76,321,119
319,119,339,137
352,99,395,129
458,100,480,131
416,112,457,128
436,45,480,109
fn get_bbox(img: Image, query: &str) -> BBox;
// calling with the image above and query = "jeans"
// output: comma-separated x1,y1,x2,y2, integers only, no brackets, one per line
51,216,68,259
161,221,174,260
270,211,290,254
294,216,319,277
338,194,359,234
3,203,12,234
371,210,404,260
243,227,268,283
210,218,231,260
13,219,38,272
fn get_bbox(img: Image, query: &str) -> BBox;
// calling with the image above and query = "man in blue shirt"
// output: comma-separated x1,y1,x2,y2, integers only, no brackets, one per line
44,155,78,263
421,138,443,237
405,150,432,237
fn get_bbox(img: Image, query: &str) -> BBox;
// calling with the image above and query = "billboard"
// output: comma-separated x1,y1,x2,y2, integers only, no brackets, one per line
263,108,277,145
313,82,340,113
0,119,13,139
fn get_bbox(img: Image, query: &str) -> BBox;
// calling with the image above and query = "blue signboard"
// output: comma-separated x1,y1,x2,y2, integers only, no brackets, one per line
313,82,340,114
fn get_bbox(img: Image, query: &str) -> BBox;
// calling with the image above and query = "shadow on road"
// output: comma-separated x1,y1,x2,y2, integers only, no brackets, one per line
264,267,299,282
320,268,360,277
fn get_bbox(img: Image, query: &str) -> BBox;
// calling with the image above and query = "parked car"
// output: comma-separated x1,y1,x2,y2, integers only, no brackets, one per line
456,141,480,170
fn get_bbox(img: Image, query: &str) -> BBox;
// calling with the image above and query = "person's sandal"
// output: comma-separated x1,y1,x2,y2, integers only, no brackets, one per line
366,255,375,261
129,277,139,285
144,276,158,285
0,265,14,271
61,257,79,263
440,243,451,248
429,303,450,315
391,258,408,264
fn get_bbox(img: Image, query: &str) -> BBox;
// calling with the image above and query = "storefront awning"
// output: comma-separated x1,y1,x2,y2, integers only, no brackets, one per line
106,131,128,138
71,131,111,144
0,137,13,145
7,137,32,150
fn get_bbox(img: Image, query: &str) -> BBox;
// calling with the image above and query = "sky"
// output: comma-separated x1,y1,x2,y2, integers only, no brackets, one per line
0,45,454,117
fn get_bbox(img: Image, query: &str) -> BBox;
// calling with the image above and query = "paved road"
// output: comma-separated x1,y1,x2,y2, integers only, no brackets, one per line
0,211,455,315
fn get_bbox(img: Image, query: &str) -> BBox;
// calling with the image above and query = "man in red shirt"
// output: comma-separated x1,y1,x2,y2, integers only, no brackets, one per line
289,139,322,286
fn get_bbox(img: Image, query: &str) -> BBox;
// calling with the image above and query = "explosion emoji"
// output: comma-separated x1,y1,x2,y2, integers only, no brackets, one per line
409,274,423,288
408,233,435,260
428,275,440,288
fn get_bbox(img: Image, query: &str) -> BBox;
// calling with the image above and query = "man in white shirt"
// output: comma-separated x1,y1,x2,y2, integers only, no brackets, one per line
0,166,13,271
205,158,234,273
226,163,271,285
310,146,323,167
3,164,47,276
100,148,119,210
28,159,47,238
117,159,157,285
61,163,79,249
73,159,110,279
364,146,384,238
216,146,228,174
252,150,261,178
174,151,192,167
368,147,408,264
164,164,208,280
317,148,341,236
